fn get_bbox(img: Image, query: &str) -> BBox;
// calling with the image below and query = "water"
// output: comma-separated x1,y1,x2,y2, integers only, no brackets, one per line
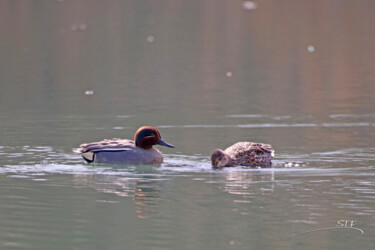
1,0,375,249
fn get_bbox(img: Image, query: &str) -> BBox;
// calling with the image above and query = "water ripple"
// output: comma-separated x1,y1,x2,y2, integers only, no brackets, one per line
159,122,374,129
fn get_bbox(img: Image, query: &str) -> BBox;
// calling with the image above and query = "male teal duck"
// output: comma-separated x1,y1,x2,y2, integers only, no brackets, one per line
73,126,174,164
211,142,274,169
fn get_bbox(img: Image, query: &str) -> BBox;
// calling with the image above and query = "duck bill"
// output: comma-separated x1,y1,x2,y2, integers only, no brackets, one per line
157,139,175,148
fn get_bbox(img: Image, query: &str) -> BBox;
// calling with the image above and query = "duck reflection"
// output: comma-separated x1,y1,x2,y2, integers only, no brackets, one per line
133,183,161,219
213,169,275,198
73,166,163,219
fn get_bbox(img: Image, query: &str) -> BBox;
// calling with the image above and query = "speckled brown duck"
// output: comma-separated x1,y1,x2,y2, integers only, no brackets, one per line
73,126,174,164
211,142,274,169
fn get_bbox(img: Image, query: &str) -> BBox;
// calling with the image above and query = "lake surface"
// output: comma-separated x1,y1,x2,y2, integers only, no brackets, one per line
1,0,375,249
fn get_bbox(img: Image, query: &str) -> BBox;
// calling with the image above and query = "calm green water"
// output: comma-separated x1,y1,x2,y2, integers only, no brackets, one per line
1,0,375,249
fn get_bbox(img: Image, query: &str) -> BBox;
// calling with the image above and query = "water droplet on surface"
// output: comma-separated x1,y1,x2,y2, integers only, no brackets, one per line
242,1,258,10
147,35,155,43
84,90,94,95
307,45,315,52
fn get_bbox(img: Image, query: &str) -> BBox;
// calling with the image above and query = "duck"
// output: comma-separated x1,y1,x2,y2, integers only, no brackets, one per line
211,142,274,169
73,126,174,164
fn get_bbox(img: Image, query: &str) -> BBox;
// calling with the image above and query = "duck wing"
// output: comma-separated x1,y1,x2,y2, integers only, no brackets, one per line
225,142,274,167
73,139,135,153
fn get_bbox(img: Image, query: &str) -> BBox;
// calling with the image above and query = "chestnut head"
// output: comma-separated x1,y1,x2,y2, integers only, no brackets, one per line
134,126,175,149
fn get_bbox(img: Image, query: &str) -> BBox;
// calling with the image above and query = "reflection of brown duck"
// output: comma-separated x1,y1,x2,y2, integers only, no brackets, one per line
73,126,174,164
211,142,274,169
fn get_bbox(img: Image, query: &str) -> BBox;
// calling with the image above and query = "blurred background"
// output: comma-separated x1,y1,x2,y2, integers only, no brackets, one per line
1,0,375,154
1,1,375,249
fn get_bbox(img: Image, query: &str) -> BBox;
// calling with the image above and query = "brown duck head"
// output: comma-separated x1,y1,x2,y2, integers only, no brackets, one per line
211,149,232,169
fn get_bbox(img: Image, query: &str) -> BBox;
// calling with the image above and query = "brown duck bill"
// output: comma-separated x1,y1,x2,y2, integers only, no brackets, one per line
157,139,175,148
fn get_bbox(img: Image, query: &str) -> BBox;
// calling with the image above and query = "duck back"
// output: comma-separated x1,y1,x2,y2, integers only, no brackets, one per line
225,142,274,167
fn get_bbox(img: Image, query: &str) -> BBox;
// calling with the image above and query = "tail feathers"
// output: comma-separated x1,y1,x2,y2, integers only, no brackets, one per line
73,148,95,163
82,152,95,163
